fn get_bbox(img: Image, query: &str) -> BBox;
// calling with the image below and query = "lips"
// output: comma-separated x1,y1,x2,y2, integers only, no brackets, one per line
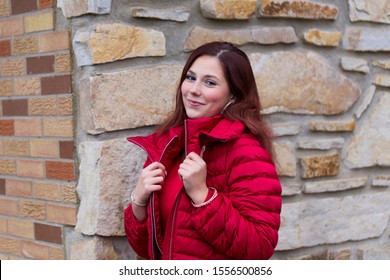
187,99,204,106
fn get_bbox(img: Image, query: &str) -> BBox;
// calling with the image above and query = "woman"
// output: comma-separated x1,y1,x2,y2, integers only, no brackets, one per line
124,42,282,260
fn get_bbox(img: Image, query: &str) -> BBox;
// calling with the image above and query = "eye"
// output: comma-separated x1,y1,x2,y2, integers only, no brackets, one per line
185,74,196,81
205,79,217,86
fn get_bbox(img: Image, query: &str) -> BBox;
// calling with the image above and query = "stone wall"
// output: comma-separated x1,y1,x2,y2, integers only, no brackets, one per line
0,0,76,259
1,0,390,260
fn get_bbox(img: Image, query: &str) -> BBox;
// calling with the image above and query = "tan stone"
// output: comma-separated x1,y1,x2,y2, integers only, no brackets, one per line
348,0,390,24
0,158,16,175
74,23,166,66
304,177,367,193
14,119,43,137
200,0,256,19
0,0,11,17
274,142,296,177
13,36,39,55
43,118,73,137
24,12,54,33
33,181,63,202
0,58,26,77
355,85,376,119
374,74,390,87
30,139,59,158
0,236,20,255
5,179,32,198
57,0,111,18
300,152,339,179
184,26,298,51
131,6,190,22
46,204,77,225
249,52,360,115
0,80,12,96
303,29,341,47
17,160,45,178
80,65,182,134
58,96,73,115
341,57,369,74
373,60,390,70
55,53,71,73
259,0,338,20
7,218,34,239
309,119,355,132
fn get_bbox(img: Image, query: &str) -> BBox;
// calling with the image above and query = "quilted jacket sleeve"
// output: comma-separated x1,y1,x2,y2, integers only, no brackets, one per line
191,134,282,259
124,204,150,259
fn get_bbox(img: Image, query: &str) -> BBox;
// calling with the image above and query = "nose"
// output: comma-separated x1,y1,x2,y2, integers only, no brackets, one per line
189,81,201,96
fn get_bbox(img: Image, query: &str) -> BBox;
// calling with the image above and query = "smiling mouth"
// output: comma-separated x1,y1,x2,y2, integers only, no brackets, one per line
187,99,204,106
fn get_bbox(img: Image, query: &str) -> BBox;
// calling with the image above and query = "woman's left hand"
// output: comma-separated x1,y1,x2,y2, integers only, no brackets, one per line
178,152,209,204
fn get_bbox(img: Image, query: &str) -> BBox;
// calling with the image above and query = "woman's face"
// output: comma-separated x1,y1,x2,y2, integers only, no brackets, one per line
181,55,231,119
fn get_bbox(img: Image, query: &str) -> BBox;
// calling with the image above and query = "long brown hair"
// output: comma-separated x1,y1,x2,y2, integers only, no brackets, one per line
157,41,275,160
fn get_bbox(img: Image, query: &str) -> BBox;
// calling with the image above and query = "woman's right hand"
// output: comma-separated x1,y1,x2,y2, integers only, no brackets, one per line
132,162,166,220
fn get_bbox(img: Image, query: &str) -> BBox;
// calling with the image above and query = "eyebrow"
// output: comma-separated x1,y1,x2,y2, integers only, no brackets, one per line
187,69,220,81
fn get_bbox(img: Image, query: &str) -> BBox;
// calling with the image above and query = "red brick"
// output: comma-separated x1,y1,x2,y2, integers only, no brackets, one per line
46,161,75,181
59,141,74,159
26,55,55,75
11,0,37,15
34,223,63,244
0,178,5,195
41,75,71,95
0,120,14,136
0,40,11,56
39,0,54,9
2,99,28,116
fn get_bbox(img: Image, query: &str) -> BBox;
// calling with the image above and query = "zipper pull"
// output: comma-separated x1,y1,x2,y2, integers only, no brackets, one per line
200,145,206,158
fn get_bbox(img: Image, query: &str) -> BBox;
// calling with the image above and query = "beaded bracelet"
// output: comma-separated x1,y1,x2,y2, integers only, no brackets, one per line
191,187,218,208
131,191,147,207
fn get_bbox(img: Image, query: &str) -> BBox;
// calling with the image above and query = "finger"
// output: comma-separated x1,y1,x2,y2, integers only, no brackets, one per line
145,162,167,174
145,176,165,185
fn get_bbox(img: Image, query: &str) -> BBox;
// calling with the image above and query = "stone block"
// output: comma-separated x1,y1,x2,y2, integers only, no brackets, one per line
200,0,256,19
304,177,367,193
57,0,111,18
297,138,344,150
76,138,146,236
303,29,341,47
277,191,390,250
272,122,301,137
355,85,376,119
274,141,296,177
340,57,369,74
184,26,298,51
345,91,390,168
79,65,182,134
309,119,355,132
132,6,190,22
300,152,339,179
73,23,166,66
343,27,390,52
259,0,338,20
249,52,360,115
348,0,390,24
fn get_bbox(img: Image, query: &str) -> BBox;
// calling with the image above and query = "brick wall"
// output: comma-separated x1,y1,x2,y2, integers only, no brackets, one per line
0,0,76,259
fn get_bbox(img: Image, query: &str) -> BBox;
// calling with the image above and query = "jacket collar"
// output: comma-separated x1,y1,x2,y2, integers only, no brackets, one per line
127,115,245,168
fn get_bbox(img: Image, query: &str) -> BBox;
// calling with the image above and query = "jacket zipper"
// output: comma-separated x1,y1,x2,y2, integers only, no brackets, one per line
168,191,181,259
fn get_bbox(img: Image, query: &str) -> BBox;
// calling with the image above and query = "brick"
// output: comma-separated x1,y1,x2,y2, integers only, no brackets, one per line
0,197,18,215
14,118,42,136
21,240,49,259
43,118,73,137
0,58,26,77
0,236,21,255
46,203,77,225
13,36,39,55
0,16,24,37
0,39,10,56
0,0,11,17
26,55,55,74
28,96,57,115
6,178,32,197
17,159,45,178
14,77,41,96
30,138,59,158
55,52,71,73
60,141,73,159
11,0,37,15
39,0,54,9
33,181,62,202
3,139,30,156
0,216,6,233
24,11,54,33
0,79,13,96
0,178,5,194
2,99,28,116
62,183,77,203
41,75,71,94
49,246,64,260
0,158,16,175
0,139,3,154
58,95,73,115
39,31,69,53
46,161,75,181
7,218,34,239
35,223,62,244
0,119,14,135
18,200,46,219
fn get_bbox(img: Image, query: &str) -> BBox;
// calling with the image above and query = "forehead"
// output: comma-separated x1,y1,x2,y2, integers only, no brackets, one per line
189,55,225,77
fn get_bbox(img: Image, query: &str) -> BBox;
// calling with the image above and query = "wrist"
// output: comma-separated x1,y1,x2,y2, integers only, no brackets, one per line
131,191,148,207
189,186,209,205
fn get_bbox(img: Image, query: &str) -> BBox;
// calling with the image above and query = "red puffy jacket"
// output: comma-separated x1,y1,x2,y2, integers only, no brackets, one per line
124,115,282,260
